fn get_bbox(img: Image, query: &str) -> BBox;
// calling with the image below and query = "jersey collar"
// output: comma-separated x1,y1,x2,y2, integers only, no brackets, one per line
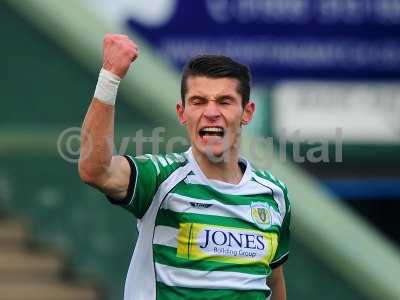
184,147,253,192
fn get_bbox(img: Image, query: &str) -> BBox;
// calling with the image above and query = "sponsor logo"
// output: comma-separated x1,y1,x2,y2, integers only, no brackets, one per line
190,202,213,208
251,202,272,230
177,224,278,266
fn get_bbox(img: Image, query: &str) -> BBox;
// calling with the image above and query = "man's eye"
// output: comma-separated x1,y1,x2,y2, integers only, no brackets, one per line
192,99,204,105
220,99,231,105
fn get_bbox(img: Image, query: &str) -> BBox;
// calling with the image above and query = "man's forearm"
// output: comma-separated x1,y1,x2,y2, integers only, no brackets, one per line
270,281,286,300
268,266,287,300
79,98,115,185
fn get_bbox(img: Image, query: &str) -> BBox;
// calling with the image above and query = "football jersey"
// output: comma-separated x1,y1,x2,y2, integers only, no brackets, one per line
108,148,291,300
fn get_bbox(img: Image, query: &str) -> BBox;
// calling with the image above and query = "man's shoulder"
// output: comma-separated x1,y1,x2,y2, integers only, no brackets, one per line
134,152,188,164
251,167,291,215
252,167,288,194
132,152,189,177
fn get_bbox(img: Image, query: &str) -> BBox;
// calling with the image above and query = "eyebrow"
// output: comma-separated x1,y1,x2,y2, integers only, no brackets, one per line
188,95,207,102
188,94,236,102
216,94,235,101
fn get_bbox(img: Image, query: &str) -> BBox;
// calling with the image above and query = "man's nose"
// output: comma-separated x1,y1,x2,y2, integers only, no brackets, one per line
203,101,220,119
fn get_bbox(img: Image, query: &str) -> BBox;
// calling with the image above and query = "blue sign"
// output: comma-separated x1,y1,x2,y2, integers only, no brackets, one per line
126,0,400,81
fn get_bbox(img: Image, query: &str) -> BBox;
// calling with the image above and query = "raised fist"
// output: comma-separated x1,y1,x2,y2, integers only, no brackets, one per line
102,33,138,79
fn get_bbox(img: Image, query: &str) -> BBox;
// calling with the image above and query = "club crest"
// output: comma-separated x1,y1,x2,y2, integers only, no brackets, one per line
251,202,272,230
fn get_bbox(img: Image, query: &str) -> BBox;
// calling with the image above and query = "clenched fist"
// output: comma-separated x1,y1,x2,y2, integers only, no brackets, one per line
102,33,138,79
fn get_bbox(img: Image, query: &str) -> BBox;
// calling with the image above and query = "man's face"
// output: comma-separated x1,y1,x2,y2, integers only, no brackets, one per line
177,76,255,160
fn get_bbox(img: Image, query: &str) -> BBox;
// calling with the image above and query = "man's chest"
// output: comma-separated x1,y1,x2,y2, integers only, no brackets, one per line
154,184,282,266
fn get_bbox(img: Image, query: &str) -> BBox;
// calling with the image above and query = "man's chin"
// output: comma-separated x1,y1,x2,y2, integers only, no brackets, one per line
197,145,228,163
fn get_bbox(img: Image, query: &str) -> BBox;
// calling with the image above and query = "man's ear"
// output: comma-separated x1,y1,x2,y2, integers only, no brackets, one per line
241,101,255,125
176,101,187,125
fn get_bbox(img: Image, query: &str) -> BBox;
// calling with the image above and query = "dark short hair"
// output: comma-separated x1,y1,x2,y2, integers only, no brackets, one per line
180,55,251,107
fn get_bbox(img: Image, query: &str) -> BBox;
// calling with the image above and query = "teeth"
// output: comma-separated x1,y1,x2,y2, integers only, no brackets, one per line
201,127,223,132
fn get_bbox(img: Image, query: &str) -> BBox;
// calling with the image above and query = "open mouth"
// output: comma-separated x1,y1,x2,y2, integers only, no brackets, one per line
199,126,225,138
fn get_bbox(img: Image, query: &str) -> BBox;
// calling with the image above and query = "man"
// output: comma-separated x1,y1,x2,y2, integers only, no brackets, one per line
79,34,290,300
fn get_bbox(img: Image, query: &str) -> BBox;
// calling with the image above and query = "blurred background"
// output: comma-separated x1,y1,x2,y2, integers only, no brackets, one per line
1,0,399,299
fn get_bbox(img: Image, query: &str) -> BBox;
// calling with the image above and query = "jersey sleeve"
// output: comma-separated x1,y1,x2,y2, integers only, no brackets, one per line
106,153,186,219
270,187,291,269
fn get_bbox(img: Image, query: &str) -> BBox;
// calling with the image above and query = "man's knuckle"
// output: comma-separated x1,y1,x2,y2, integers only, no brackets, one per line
104,33,115,41
123,46,133,54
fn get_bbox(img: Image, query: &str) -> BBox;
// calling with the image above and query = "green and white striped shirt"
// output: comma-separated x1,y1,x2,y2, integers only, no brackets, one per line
109,148,291,300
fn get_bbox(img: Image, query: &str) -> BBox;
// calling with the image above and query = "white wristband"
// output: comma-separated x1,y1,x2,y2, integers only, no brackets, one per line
94,68,121,105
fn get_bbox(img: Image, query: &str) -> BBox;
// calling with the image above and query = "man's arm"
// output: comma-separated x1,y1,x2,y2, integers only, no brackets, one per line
78,34,138,200
267,266,287,300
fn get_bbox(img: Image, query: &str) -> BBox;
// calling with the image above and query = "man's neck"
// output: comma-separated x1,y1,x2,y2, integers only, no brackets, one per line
191,147,244,184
